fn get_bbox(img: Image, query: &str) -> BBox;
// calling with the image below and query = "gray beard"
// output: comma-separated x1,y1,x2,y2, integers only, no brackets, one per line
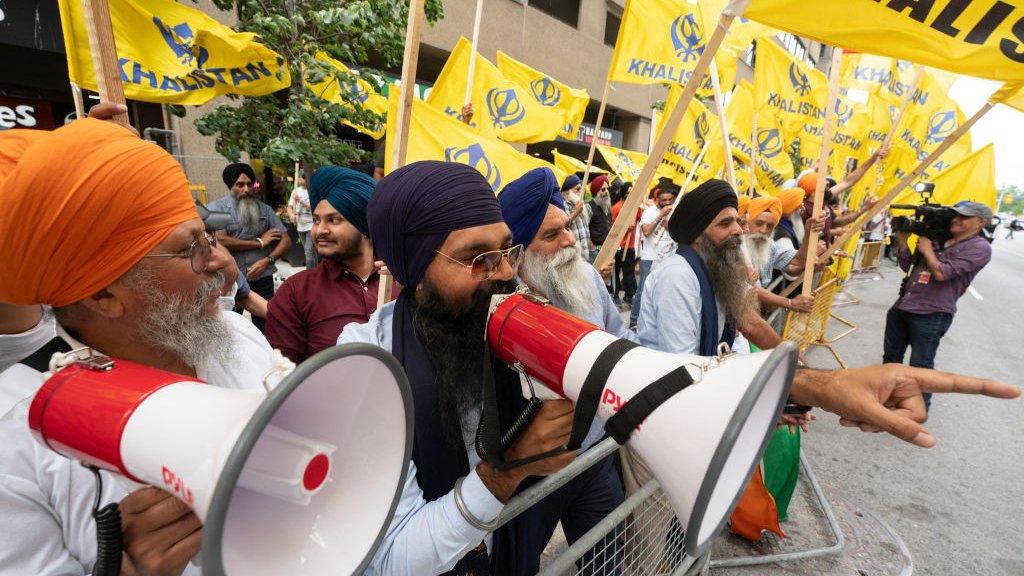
695,233,754,324
237,196,261,235
522,246,595,318
742,234,773,272
790,213,805,241
594,195,611,213
122,265,236,371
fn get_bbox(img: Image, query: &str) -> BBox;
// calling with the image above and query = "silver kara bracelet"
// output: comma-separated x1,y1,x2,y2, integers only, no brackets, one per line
454,476,493,531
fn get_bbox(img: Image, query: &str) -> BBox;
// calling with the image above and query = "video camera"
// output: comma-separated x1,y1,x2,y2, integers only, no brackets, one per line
890,183,955,244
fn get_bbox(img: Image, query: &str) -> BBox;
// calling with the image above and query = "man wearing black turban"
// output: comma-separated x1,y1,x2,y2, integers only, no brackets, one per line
636,179,783,356
208,162,291,331
339,161,579,576
265,166,379,363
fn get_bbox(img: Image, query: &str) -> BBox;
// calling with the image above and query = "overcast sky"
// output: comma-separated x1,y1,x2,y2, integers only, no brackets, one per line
949,76,1024,190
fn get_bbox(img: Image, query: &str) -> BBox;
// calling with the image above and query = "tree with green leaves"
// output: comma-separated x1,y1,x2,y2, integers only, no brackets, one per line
193,0,444,168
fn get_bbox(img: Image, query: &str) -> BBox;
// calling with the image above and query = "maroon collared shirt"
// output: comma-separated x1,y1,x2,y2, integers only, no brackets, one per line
265,258,380,362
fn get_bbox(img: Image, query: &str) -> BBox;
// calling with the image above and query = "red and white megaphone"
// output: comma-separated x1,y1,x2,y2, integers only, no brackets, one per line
487,293,796,556
28,343,413,575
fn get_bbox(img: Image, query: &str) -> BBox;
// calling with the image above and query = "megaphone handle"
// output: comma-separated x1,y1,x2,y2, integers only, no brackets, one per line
84,464,124,576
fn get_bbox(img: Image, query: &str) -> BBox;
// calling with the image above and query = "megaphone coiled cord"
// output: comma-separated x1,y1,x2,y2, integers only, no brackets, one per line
85,464,124,576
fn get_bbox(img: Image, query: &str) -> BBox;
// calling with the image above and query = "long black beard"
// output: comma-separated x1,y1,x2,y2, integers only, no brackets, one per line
412,277,518,448
695,233,754,324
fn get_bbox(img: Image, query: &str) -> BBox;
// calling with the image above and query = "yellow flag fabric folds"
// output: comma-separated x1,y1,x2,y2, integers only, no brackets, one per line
597,144,648,182
655,85,724,186
496,52,589,139
307,52,386,139
889,144,996,212
754,40,827,141
57,0,289,105
745,0,1024,82
991,82,1024,111
726,81,793,193
426,37,564,144
385,92,563,191
608,0,709,86
552,149,607,177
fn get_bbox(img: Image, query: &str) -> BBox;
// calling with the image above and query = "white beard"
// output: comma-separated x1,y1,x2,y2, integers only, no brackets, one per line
790,213,805,241
522,246,595,318
742,234,773,272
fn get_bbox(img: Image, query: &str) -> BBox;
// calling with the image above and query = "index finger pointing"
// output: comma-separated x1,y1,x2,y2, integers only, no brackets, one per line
906,368,1020,399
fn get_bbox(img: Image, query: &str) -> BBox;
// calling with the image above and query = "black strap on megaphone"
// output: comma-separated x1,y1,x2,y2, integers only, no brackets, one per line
476,338,642,470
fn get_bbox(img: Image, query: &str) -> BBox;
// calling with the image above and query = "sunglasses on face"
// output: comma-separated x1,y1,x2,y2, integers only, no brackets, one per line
436,244,524,281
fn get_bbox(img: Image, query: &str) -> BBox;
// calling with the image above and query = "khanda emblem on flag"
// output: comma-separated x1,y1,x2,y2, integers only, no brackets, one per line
616,152,639,178
530,77,561,106
927,110,957,144
834,100,854,125
445,143,503,190
788,63,812,96
486,88,526,128
693,112,711,149
756,128,783,159
153,17,209,68
670,13,704,63
340,79,369,105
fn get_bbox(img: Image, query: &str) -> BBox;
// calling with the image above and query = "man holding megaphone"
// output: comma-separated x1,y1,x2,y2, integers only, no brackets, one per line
341,161,1018,575
0,110,281,575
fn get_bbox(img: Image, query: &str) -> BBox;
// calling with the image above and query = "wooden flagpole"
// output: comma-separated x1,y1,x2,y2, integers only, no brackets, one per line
880,64,925,153
799,48,843,299
581,80,612,187
378,0,426,307
463,0,485,110
709,59,738,191
748,111,758,195
70,82,86,119
593,0,750,272
779,99,994,299
651,134,714,245
81,0,128,125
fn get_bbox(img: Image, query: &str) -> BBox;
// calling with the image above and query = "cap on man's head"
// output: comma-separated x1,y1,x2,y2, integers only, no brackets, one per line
368,161,504,290
667,178,738,245
0,118,196,306
951,201,993,221
561,174,581,192
222,162,256,189
499,167,565,247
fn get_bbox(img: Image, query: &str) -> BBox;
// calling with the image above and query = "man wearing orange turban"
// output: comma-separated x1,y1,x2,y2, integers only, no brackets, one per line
775,187,808,252
740,195,821,314
0,116,279,576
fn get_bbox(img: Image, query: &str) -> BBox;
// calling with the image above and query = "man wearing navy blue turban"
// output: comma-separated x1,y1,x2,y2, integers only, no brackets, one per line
264,166,380,362
340,161,586,576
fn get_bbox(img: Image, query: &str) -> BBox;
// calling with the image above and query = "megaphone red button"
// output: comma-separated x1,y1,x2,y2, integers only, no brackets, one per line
302,453,331,492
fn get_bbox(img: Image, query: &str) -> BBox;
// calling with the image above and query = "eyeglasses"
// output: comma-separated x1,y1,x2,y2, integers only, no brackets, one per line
436,244,524,281
145,232,218,274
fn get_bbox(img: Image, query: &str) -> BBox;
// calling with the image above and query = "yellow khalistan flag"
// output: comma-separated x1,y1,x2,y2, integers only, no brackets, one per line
496,52,589,139
58,0,289,105
991,81,1024,111
386,92,563,191
655,84,724,186
726,80,792,193
744,0,1024,83
797,96,874,177
426,37,563,144
890,144,996,212
552,149,607,177
607,0,709,86
306,52,387,139
597,144,648,182
891,72,972,175
754,40,827,141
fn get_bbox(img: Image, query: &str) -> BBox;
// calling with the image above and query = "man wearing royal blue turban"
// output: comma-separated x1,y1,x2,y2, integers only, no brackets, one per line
340,161,603,575
264,166,380,363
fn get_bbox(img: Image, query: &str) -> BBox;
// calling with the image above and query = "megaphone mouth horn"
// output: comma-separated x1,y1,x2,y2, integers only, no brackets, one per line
200,343,414,576
686,341,797,554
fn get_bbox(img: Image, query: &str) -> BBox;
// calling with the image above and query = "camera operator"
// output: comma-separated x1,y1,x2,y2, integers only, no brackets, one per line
884,201,993,411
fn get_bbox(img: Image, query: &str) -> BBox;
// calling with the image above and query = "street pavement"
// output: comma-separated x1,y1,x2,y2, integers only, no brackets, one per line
710,236,1024,575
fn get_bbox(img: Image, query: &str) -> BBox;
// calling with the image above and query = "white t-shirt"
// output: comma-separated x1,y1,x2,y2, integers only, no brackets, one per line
289,185,314,232
638,205,677,262
0,307,55,374
0,311,276,576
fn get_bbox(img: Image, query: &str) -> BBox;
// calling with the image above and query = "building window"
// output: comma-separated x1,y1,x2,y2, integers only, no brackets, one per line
526,0,581,28
604,11,621,46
